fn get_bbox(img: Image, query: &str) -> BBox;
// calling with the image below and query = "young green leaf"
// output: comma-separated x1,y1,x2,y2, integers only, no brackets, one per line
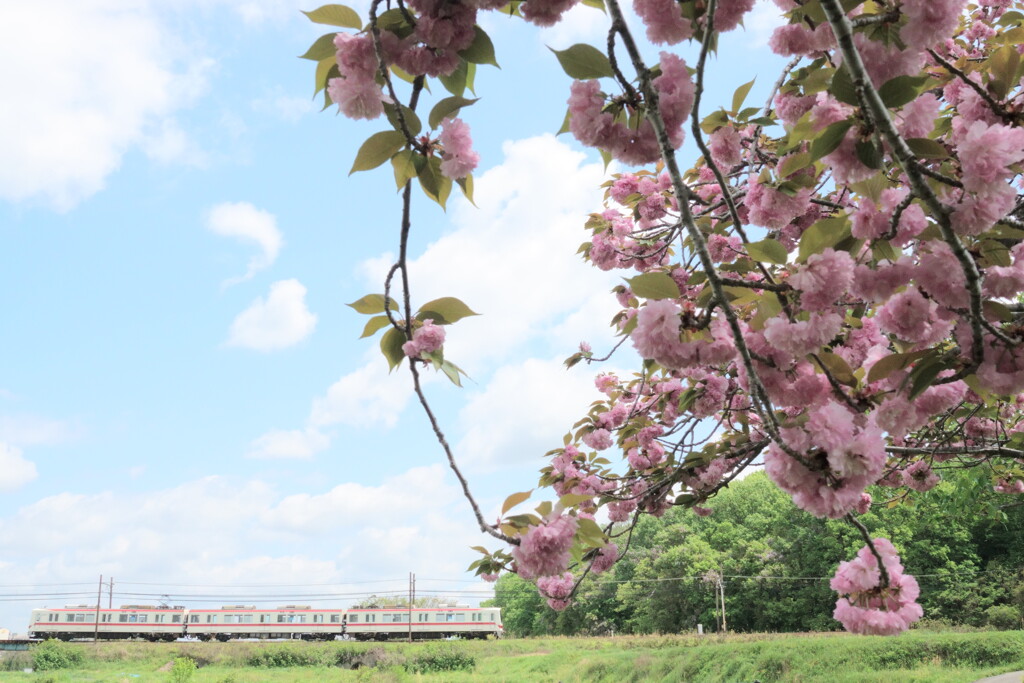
302,4,362,28
731,78,756,113
359,315,392,339
460,26,499,67
502,491,533,515
416,297,480,324
626,272,682,300
380,327,407,370
429,96,480,130
300,33,341,61
350,131,408,175
746,238,788,265
347,293,399,314
549,44,614,80
809,120,853,162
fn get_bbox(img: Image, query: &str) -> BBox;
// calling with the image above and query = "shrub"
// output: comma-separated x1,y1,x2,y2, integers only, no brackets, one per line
169,656,198,683
405,645,475,674
987,605,1021,631
246,645,319,667
0,651,33,672
32,639,85,671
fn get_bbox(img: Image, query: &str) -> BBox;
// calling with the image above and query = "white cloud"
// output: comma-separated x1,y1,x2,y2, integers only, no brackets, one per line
456,357,605,470
261,465,454,533
251,93,316,122
0,414,81,447
537,3,609,47
0,1,208,210
206,201,284,285
247,428,329,459
744,0,787,48
308,359,413,430
0,443,37,492
0,467,489,629
226,279,317,351
369,135,619,371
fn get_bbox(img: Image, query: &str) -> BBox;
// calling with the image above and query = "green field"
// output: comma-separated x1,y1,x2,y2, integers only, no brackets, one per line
2,631,1023,682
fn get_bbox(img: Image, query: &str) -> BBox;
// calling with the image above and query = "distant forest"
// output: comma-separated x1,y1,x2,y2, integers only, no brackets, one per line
485,470,1024,636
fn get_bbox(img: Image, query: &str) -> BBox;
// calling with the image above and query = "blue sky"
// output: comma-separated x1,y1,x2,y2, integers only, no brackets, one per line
0,0,786,633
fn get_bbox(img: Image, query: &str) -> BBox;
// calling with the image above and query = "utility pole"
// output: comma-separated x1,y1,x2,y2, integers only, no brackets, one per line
108,577,113,609
408,572,415,642
93,575,103,642
718,577,727,633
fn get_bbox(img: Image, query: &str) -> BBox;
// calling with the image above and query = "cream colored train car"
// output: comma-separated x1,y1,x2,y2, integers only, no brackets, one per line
184,605,345,641
29,605,186,641
344,606,503,640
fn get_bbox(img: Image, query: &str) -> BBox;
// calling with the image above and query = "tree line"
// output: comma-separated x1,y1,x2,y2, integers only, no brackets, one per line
486,470,1024,636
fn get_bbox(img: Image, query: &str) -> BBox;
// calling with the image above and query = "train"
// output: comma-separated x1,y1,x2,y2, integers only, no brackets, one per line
28,604,503,642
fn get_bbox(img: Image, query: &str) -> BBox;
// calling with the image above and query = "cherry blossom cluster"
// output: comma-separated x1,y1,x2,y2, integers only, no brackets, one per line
831,539,923,635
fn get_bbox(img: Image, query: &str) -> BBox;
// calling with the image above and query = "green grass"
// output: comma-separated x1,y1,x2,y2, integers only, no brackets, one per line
0,631,1022,682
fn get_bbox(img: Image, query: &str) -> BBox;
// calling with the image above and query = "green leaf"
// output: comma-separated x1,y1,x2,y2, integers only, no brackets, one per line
731,78,756,113
878,75,929,109
416,296,480,324
905,137,948,159
798,216,850,263
816,352,856,386
745,238,788,265
302,4,362,28
383,103,422,137
380,327,407,370
809,120,853,162
866,349,931,383
314,56,337,95
576,516,606,547
778,152,812,178
626,272,681,300
989,45,1021,100
391,150,418,189
440,359,466,386
417,156,453,209
460,26,499,67
300,32,340,61
456,174,475,205
549,44,614,80
350,130,407,175
907,356,948,400
871,240,899,262
429,96,480,130
502,491,532,515
855,138,883,170
829,64,859,106
347,294,399,314
359,315,392,339
581,0,606,9
559,493,597,508
438,59,469,96
374,8,414,37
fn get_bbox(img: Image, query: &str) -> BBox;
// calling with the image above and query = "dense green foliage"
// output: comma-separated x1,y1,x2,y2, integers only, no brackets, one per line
31,640,84,671
170,656,198,683
488,471,1024,635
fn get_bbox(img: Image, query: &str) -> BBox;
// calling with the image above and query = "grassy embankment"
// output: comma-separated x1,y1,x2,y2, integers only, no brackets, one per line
1,631,1023,682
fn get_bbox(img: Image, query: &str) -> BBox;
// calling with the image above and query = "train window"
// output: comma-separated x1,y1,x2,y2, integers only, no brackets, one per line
418,613,428,622
349,614,358,623
190,615,199,623
260,615,270,623
154,615,164,623
206,615,215,623
172,615,181,623
330,615,341,623
456,613,465,621
139,616,148,623
241,615,253,624
224,615,239,624
313,614,324,623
